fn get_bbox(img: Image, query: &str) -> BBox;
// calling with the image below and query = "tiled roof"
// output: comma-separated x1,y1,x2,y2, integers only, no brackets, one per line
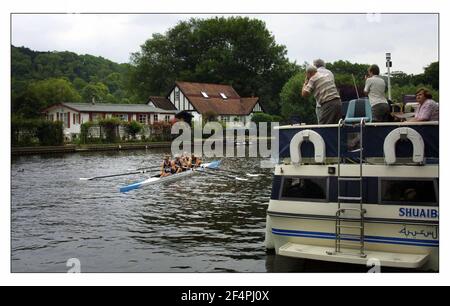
175,81,260,115
43,102,176,114
148,96,177,111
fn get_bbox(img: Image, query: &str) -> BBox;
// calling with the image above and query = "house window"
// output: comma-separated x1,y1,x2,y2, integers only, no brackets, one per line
175,88,180,102
221,116,230,122
280,177,328,201
201,91,209,98
113,114,128,121
73,113,80,125
164,115,171,123
138,114,147,124
57,112,69,128
220,93,228,99
92,113,102,121
153,114,159,122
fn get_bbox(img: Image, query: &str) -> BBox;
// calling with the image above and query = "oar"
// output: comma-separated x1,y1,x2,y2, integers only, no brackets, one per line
127,166,161,171
199,167,249,181
202,167,262,177
80,169,153,181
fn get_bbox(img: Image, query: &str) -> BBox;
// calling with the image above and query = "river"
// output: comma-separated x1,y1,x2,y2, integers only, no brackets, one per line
12,149,383,273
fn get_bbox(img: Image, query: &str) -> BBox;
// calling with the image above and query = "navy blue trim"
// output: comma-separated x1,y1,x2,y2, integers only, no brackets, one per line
272,228,439,247
267,211,439,225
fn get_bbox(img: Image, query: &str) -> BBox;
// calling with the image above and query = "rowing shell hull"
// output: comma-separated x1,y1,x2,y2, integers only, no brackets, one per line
119,160,220,193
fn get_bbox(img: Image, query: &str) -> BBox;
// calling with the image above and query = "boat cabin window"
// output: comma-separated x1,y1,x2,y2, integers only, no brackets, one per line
380,179,438,206
280,177,328,201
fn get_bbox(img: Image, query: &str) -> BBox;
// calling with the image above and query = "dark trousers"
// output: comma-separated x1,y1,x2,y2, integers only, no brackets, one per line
372,103,390,122
319,98,342,124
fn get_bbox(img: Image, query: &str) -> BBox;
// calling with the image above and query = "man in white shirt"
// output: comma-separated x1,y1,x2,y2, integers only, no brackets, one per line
364,64,390,121
313,59,335,123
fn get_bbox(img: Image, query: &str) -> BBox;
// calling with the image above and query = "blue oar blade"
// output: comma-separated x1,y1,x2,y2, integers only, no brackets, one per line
119,180,144,193
207,160,221,169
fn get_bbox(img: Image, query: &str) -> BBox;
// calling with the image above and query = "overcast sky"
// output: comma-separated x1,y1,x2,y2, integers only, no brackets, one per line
11,13,438,74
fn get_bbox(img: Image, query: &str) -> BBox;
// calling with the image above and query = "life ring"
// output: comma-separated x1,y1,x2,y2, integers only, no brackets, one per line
383,127,424,164
290,129,326,165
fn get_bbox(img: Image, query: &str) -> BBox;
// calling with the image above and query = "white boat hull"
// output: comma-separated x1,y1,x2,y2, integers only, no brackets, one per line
119,161,220,192
265,163,439,271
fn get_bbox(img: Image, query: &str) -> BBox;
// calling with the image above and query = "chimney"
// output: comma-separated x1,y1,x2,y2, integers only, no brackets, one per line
91,96,96,105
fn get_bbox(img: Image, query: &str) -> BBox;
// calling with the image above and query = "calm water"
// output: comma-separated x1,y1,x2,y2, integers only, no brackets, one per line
12,149,272,272
12,149,383,273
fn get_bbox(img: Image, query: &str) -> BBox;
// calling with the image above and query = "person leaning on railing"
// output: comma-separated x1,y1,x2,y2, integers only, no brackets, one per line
302,65,342,124
313,59,335,124
408,88,439,122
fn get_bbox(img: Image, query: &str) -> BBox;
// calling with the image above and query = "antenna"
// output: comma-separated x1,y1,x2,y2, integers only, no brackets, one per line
352,74,359,99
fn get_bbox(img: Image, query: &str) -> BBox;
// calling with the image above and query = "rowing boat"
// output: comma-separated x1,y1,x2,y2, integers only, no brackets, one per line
119,160,221,193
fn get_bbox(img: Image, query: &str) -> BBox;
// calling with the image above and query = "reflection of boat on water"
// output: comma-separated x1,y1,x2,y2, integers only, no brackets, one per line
265,118,439,271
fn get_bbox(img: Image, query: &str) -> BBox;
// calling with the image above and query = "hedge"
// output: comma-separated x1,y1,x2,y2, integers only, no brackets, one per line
12,118,63,146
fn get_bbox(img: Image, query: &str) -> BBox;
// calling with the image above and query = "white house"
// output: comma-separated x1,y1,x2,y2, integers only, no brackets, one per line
148,81,264,126
42,102,176,136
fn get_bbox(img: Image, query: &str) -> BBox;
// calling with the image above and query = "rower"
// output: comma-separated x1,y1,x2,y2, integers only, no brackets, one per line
172,156,183,174
160,155,172,177
190,154,201,168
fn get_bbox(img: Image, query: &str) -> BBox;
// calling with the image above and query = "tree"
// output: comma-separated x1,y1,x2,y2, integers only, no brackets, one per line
13,78,81,118
11,45,133,113
124,121,143,139
279,72,316,124
390,71,415,87
128,17,298,114
418,61,439,90
327,60,369,84
81,82,110,102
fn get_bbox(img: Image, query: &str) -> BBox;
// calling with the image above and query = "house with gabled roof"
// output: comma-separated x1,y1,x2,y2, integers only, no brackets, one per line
148,81,264,125
42,102,176,136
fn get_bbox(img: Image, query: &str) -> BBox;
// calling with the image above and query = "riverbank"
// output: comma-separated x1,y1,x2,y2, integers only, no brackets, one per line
11,137,275,156
11,142,172,156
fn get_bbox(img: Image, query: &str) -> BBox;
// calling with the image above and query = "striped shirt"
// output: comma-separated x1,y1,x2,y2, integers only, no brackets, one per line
304,72,341,105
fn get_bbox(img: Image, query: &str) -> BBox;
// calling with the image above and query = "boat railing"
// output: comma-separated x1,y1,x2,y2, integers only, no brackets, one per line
279,121,438,167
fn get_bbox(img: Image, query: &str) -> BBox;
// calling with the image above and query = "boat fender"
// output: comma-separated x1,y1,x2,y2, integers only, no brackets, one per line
289,129,326,165
383,127,425,165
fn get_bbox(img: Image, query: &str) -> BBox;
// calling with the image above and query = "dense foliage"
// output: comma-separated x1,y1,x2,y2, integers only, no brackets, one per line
11,18,438,123
279,60,439,124
128,17,299,114
12,46,132,118
11,117,63,146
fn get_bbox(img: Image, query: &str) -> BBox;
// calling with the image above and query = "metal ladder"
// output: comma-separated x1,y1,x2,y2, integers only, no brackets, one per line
328,118,367,258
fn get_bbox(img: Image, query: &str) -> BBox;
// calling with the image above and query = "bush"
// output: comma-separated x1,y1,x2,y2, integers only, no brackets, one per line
36,120,64,145
80,121,95,144
124,120,143,139
98,118,122,143
250,112,275,123
11,117,63,146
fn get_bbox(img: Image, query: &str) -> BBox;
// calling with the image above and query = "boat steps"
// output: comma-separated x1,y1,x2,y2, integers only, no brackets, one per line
278,242,429,268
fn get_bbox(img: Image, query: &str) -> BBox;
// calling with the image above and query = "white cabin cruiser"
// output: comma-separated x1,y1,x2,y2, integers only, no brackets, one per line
265,100,439,271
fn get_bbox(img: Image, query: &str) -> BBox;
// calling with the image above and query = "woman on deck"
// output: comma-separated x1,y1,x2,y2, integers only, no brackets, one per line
408,88,439,122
